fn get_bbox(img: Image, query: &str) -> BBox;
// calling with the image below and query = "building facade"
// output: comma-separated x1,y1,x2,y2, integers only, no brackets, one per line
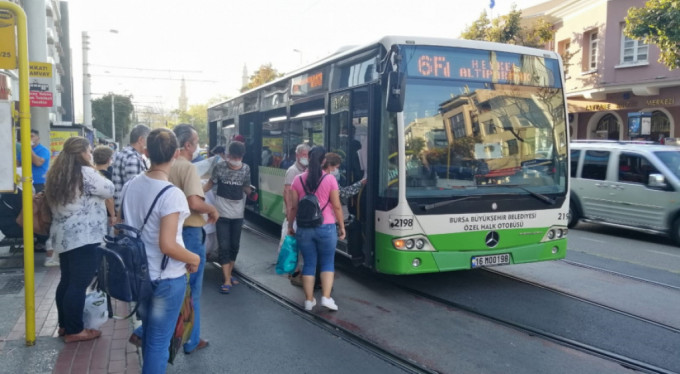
524,0,680,142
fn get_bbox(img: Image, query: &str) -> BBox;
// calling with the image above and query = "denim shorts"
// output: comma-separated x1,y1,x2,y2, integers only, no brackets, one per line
295,223,337,276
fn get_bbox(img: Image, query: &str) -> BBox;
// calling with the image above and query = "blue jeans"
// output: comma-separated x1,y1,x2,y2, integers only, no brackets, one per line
138,275,186,374
56,244,99,334
182,226,205,353
296,224,337,276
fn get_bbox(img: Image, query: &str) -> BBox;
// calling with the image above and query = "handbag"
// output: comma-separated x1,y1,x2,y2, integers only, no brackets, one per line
276,235,298,275
168,274,194,364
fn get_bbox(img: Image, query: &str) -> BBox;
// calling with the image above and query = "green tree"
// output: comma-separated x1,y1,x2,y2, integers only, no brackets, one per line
625,0,680,70
170,96,231,145
241,63,283,92
171,104,208,143
460,6,553,48
92,93,134,145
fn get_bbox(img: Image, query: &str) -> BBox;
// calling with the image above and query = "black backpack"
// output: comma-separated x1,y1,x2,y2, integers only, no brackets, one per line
97,184,174,319
296,174,329,228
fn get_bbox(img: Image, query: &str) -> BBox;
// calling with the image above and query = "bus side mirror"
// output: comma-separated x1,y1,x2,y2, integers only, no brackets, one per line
386,71,405,113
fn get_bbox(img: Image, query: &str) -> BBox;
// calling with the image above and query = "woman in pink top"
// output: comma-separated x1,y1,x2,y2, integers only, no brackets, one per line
287,146,345,311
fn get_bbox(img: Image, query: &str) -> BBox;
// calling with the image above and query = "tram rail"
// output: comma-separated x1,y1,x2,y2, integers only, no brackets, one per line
560,259,680,292
240,223,678,374
209,264,437,374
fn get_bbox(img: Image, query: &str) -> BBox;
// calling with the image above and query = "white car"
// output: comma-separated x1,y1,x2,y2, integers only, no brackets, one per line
569,141,680,245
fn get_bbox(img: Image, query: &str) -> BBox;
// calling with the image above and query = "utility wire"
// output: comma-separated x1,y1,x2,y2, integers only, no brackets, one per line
90,64,202,73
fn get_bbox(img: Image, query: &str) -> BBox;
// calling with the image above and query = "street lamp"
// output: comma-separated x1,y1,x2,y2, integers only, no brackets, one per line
82,29,118,129
110,93,115,144
293,49,303,66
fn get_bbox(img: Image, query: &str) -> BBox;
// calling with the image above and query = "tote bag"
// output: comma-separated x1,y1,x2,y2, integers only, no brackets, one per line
168,275,194,364
276,235,298,275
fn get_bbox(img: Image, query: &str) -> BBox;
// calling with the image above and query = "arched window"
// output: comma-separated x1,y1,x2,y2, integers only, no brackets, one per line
651,111,670,142
594,114,619,140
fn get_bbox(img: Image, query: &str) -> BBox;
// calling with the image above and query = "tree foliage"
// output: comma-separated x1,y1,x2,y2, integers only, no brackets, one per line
460,6,554,48
169,96,231,145
625,0,680,70
171,104,209,144
240,63,283,93
92,93,134,145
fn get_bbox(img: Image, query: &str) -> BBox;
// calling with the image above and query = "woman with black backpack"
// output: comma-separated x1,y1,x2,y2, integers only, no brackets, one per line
287,146,345,311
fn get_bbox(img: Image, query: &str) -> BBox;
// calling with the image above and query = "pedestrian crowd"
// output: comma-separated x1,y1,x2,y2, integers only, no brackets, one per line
1,122,365,374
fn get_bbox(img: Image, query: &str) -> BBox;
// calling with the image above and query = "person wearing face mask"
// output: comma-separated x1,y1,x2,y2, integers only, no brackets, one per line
280,143,310,286
202,141,255,294
322,153,367,217
153,124,219,354
44,137,114,343
16,129,50,193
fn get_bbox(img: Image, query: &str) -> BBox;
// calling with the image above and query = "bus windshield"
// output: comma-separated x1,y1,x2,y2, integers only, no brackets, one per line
396,45,568,199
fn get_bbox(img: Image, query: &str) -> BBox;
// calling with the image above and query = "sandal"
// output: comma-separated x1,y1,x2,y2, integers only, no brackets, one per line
64,328,101,343
231,276,240,285
219,284,231,294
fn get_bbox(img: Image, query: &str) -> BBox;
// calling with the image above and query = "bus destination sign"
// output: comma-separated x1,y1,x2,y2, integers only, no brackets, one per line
404,46,559,86
291,69,326,96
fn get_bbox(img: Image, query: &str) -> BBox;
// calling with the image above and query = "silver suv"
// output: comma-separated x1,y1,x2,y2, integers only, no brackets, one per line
569,141,680,244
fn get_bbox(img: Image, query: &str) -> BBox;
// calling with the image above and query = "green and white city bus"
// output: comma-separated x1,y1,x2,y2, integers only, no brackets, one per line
208,36,569,275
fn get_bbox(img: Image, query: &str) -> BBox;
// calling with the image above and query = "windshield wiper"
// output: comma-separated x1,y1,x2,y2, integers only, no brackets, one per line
476,184,556,205
420,196,480,211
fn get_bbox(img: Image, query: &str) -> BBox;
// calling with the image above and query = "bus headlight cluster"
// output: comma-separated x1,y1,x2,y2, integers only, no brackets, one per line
392,236,433,251
542,226,568,242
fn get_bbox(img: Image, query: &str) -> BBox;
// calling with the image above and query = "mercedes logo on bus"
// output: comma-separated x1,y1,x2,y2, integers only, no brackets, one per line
485,231,500,248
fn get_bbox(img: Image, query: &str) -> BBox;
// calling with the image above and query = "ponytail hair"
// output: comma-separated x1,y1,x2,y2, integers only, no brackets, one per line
306,145,326,191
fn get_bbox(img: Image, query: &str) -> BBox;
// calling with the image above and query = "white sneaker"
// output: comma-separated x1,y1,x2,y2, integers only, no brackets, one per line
44,256,60,267
321,297,338,311
304,298,316,311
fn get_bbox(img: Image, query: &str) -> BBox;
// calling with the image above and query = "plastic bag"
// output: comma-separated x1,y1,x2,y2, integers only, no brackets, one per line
83,291,109,330
276,235,298,275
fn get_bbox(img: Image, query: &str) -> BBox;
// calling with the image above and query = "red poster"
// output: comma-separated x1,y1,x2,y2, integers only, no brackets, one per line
30,91,53,107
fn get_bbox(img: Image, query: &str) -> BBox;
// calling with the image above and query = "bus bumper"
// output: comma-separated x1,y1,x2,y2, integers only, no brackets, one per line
374,236,567,275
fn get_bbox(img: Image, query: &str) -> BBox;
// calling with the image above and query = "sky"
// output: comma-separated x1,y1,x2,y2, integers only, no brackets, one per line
65,0,547,122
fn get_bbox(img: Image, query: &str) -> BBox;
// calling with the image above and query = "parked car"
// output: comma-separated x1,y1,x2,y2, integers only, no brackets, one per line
569,140,680,245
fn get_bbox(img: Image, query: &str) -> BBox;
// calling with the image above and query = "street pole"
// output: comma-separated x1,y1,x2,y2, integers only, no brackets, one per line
111,94,115,144
83,30,117,129
82,31,91,128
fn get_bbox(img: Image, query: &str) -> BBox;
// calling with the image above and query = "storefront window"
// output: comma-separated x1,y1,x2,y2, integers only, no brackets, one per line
651,111,670,142
594,114,619,140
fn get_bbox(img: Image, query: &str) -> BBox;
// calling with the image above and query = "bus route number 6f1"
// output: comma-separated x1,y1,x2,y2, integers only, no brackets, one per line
390,215,414,230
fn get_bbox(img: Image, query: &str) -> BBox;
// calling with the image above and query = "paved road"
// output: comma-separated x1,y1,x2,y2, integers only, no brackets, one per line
166,265,410,374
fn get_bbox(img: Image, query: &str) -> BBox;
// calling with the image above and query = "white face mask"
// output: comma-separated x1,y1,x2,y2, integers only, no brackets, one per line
330,169,340,177
192,147,200,160
299,157,309,167
229,160,243,169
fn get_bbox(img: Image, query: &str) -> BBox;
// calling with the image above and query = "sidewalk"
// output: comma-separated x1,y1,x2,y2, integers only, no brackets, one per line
0,250,141,374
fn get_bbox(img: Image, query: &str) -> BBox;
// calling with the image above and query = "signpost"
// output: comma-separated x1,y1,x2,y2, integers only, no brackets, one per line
0,1,36,346
0,9,16,70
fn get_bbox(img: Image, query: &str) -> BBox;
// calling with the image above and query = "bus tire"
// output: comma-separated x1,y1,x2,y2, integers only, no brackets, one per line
568,201,580,228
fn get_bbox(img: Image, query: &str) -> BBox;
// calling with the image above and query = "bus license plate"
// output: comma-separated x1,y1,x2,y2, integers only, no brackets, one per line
471,253,511,268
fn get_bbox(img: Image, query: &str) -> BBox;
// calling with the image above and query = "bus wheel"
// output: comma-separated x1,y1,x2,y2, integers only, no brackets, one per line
567,201,580,228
